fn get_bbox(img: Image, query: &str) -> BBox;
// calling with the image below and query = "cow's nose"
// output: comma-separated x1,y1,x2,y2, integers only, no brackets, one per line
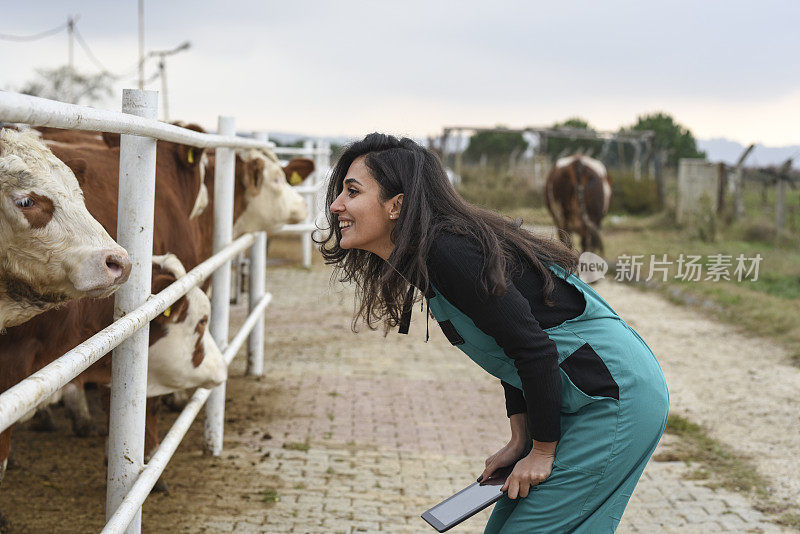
104,250,132,284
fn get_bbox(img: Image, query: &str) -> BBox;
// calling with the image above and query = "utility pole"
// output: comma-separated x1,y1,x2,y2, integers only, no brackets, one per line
158,57,168,121
67,15,75,103
149,41,190,122
138,0,145,89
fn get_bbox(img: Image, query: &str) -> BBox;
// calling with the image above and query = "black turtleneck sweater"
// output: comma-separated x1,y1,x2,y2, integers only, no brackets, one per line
424,231,585,442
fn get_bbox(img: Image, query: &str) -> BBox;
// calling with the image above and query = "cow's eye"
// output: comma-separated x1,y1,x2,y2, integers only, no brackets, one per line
15,197,34,208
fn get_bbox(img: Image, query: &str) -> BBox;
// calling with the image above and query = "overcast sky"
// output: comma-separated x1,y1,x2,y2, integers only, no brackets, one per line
2,1,799,146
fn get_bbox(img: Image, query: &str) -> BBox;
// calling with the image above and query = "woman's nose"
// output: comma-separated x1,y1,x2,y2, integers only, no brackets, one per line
330,195,344,213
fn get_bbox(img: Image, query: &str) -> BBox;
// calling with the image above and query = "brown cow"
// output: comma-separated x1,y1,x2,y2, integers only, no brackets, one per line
0,128,131,330
544,154,612,253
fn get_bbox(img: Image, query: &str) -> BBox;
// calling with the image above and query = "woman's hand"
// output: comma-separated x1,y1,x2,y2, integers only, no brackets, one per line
501,442,557,499
480,439,528,482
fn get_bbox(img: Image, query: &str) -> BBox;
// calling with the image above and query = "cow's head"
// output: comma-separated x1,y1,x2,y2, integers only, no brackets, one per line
104,125,210,220
146,254,226,396
232,149,312,236
0,128,131,328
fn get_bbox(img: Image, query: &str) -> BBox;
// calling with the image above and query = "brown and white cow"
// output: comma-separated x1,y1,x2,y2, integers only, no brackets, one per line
47,255,226,439
0,254,226,507
11,127,311,489
0,128,131,330
210,148,310,240
544,154,612,253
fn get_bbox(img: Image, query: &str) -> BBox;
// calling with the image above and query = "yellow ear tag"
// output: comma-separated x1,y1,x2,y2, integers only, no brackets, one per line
290,171,302,185
187,149,194,164
163,306,172,318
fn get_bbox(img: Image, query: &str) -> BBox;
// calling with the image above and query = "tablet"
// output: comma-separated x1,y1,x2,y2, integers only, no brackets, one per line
421,464,514,533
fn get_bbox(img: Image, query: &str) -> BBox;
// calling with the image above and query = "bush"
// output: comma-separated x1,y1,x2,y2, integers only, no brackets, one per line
456,165,543,211
609,172,659,215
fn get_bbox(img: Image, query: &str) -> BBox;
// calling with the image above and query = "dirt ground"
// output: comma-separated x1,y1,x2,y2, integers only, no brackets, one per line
0,234,798,532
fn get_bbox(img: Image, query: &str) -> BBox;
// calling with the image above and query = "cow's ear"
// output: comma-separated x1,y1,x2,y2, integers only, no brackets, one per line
102,132,121,148
151,272,189,323
243,158,266,195
176,144,206,169
63,158,88,186
151,273,176,295
168,294,189,323
173,123,207,168
283,158,315,185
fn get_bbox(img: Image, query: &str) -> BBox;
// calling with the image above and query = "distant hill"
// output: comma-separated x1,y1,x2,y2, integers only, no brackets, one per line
266,132,356,147
698,138,800,167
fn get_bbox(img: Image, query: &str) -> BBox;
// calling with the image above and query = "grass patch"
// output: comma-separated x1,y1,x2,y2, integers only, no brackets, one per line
749,273,800,300
664,414,767,495
456,165,543,212
259,487,280,504
778,513,800,529
282,441,309,452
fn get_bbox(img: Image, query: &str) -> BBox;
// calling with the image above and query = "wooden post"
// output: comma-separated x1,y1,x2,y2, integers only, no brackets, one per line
733,144,755,222
655,149,666,211
716,163,727,216
774,158,793,238
776,176,786,237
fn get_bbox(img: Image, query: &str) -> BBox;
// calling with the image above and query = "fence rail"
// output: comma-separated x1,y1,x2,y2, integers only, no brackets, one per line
0,89,301,533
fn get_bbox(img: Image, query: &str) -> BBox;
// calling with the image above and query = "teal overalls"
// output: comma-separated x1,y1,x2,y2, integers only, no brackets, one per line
426,264,669,533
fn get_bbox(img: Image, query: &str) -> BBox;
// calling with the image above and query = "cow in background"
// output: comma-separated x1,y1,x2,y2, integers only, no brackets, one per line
0,128,130,330
545,154,612,253
209,148,311,239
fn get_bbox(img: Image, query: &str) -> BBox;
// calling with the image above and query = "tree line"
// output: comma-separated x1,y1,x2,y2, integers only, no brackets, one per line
463,113,706,169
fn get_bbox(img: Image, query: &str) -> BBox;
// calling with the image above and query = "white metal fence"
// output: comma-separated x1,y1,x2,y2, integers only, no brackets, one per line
276,138,332,268
0,89,307,533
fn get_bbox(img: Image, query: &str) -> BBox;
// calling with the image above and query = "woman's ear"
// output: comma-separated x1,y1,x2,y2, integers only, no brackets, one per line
387,193,403,220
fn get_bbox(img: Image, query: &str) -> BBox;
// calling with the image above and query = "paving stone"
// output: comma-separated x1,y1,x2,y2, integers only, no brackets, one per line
189,265,793,533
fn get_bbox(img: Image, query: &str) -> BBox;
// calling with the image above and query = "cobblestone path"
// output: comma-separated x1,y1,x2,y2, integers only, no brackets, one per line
170,263,790,533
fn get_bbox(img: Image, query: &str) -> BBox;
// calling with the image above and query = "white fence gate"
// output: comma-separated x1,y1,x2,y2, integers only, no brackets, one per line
0,89,316,533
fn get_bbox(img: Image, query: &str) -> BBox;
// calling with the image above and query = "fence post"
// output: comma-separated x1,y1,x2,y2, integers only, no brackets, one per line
776,176,787,237
301,139,315,268
204,115,236,456
246,231,267,376
106,89,158,533
733,144,755,222
313,139,330,227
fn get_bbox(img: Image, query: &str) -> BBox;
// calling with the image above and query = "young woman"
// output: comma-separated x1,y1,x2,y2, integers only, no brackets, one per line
318,133,669,533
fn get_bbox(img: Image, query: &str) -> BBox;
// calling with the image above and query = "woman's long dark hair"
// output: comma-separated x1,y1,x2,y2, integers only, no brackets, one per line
315,133,578,333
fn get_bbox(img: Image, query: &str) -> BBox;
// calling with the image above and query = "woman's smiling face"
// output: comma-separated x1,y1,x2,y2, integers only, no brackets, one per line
329,156,402,259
